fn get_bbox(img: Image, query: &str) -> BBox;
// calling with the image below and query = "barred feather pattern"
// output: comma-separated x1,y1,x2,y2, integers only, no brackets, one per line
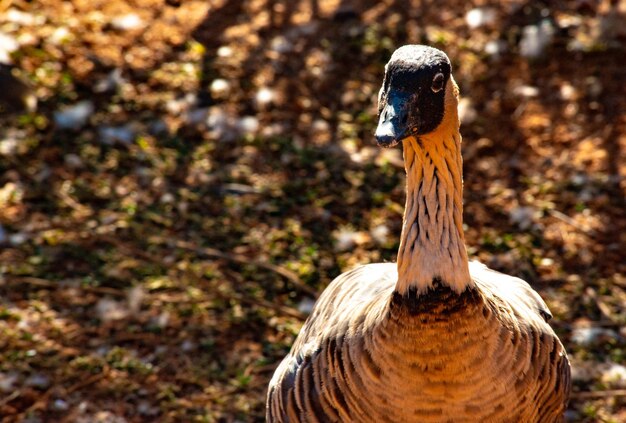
266,263,571,422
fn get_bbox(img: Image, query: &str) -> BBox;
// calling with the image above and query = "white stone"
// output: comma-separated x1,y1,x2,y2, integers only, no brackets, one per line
98,125,135,145
509,206,537,230
6,9,39,25
152,311,170,328
54,100,94,130
571,327,620,347
0,137,19,156
64,153,84,168
50,27,71,45
25,373,50,389
8,232,27,246
237,116,259,135
513,85,539,98
312,119,330,132
466,8,496,29
111,14,144,31
52,399,70,411
333,229,359,252
181,340,195,352
559,83,577,101
160,192,175,204
94,68,123,93
127,286,145,315
96,298,128,322
255,87,276,107
0,32,19,64
371,224,390,245
271,36,292,53
210,78,230,96
602,363,626,386
0,372,18,393
520,20,554,59
484,40,507,57
297,298,316,315
217,46,233,57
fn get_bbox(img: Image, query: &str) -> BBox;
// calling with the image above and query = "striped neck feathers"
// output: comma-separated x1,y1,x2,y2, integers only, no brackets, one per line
395,79,472,295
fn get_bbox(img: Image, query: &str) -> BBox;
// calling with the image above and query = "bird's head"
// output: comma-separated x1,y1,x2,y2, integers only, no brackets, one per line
375,45,458,147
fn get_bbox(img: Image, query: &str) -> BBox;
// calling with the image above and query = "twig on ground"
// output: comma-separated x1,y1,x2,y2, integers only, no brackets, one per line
97,234,317,297
65,365,110,394
150,236,318,298
0,390,21,407
547,209,597,238
214,288,307,320
4,276,126,297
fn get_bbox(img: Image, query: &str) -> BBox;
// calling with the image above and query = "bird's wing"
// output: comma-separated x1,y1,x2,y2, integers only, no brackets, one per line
266,263,396,422
469,260,553,324
469,260,571,419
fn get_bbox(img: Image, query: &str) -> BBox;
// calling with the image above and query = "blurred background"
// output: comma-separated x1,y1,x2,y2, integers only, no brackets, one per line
0,0,625,421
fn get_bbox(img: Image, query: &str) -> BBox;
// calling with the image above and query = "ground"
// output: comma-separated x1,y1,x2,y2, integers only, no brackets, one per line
0,0,625,422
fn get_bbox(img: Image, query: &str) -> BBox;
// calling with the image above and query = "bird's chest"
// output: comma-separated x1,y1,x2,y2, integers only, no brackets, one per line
345,287,530,422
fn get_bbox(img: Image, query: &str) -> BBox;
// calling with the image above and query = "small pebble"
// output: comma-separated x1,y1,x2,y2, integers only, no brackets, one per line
25,373,50,389
64,153,84,169
519,20,554,59
559,83,577,101
137,400,159,417
54,100,94,130
185,107,209,125
0,32,20,64
160,192,175,204
151,311,170,329
50,27,71,45
513,85,539,98
52,399,70,411
465,8,497,29
270,36,292,53
210,78,230,97
237,116,259,135
217,46,233,58
0,372,19,392
484,40,507,57
312,119,330,133
127,286,145,315
98,125,135,145
297,298,316,315
571,327,620,347
509,206,537,230
94,68,123,93
371,224,390,245
6,9,40,26
602,363,626,386
111,14,144,31
0,137,19,156
96,298,128,322
181,340,196,352
9,232,28,246
255,87,276,107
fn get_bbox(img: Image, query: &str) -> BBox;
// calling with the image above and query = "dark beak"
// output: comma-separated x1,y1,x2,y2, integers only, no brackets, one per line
375,91,413,147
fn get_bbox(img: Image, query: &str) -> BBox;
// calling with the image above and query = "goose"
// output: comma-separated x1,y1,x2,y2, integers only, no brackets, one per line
266,45,571,423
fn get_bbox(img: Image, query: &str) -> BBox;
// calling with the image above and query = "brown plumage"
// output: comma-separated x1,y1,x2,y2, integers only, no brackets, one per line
267,45,570,423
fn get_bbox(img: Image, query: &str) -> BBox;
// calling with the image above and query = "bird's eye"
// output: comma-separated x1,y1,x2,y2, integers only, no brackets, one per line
431,73,444,93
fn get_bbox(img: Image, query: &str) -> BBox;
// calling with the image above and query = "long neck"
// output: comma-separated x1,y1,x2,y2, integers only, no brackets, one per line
395,110,472,295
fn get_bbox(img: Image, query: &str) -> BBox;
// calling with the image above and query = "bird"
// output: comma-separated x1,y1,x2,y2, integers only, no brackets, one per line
266,45,571,423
